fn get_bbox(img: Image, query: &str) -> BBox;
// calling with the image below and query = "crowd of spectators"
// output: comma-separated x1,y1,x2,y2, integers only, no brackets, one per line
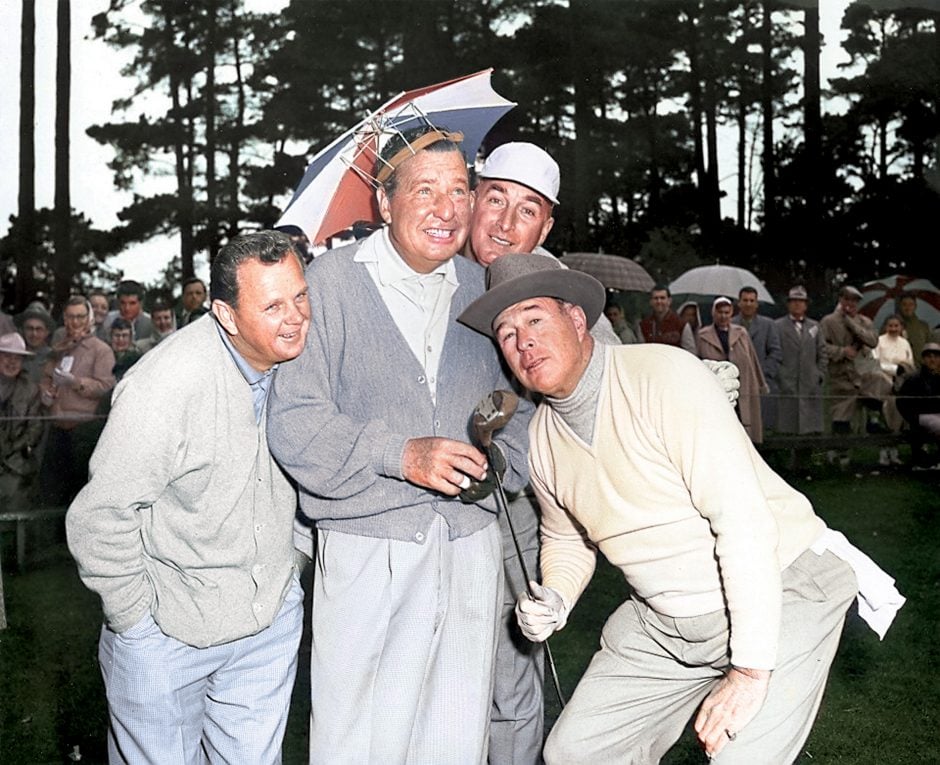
0,278,209,511
625,284,940,468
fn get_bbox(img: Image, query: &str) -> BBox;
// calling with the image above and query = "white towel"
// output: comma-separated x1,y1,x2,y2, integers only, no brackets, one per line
810,528,906,639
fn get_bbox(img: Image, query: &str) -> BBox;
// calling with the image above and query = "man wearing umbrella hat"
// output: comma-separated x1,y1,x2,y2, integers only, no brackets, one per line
457,254,903,765
267,125,533,763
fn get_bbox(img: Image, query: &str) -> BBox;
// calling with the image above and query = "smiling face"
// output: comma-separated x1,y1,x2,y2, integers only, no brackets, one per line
650,289,671,319
0,351,23,379
377,149,471,274
211,255,310,372
468,179,554,267
494,297,592,398
110,328,132,353
22,318,50,350
89,295,110,325
152,309,175,334
884,317,903,336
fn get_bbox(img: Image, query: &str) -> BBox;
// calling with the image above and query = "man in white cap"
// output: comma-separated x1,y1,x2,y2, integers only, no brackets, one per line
457,254,903,765
467,141,615,764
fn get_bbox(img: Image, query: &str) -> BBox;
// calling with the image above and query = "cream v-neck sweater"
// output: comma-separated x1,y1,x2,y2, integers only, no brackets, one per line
529,343,824,669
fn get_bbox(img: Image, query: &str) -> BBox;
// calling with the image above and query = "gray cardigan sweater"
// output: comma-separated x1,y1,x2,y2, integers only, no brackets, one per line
66,316,298,647
267,236,532,543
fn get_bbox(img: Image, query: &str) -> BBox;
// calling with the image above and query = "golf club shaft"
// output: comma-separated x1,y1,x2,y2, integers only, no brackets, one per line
491,466,567,709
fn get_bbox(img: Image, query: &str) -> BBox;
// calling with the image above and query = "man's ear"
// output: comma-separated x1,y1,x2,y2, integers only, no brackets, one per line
536,215,555,248
211,300,238,336
567,303,589,341
377,187,392,225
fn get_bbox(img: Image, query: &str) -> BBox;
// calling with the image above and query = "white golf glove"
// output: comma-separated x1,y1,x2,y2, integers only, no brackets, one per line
515,582,569,642
702,359,740,405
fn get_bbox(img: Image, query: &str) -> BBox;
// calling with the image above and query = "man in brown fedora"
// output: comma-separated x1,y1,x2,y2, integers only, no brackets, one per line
458,254,902,765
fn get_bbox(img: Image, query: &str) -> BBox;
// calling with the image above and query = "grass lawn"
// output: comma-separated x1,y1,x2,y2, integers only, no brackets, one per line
2,464,937,763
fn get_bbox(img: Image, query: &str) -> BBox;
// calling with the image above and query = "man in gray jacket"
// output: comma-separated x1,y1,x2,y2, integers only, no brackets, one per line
267,126,532,764
67,231,310,764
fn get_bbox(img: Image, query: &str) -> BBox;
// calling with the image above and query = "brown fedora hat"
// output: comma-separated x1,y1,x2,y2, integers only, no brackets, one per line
458,254,605,338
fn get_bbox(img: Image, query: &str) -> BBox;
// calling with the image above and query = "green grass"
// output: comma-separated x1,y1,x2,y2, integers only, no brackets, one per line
1,466,937,763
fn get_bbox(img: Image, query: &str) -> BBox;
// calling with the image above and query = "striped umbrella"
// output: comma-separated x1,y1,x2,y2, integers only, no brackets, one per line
859,275,940,329
276,69,515,247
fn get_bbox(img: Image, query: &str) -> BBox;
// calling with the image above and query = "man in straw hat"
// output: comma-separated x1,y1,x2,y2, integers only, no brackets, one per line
458,254,903,764
267,124,533,763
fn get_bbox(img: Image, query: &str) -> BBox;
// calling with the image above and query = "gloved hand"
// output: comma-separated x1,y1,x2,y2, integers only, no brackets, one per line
53,368,77,389
702,359,740,405
459,443,506,503
515,582,568,642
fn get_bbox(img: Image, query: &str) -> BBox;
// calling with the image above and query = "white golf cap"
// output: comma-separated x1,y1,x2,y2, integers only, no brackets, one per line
478,142,560,205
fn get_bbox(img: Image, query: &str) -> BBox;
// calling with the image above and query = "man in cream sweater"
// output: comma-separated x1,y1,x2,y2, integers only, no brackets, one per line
458,254,903,764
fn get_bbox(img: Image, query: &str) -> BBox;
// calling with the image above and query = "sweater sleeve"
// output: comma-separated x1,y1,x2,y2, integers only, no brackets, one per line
530,439,597,610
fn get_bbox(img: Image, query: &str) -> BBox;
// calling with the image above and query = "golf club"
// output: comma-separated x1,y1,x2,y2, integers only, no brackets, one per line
471,390,567,709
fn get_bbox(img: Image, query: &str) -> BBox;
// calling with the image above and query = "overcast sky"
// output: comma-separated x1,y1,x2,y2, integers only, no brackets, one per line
0,1,852,287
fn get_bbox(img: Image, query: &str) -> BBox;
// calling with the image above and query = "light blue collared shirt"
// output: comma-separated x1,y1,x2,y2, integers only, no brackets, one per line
216,320,276,423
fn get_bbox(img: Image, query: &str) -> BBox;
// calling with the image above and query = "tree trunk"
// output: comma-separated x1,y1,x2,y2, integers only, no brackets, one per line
685,10,708,227
226,25,245,245
166,15,195,280
16,0,37,310
569,0,591,245
204,0,218,264
53,0,72,310
803,2,822,248
760,1,777,246
702,21,722,250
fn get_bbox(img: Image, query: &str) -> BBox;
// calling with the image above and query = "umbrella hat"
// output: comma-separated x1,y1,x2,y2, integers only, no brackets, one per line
276,69,515,247
669,264,774,304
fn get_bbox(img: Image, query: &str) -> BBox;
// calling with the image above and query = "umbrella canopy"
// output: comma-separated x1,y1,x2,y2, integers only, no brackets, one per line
560,252,655,292
276,69,515,246
859,275,940,329
669,264,775,304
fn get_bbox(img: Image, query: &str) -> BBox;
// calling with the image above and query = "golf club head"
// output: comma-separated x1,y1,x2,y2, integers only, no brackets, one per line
472,389,519,447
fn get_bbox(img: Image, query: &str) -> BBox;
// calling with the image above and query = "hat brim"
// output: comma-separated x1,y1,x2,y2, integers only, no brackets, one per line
458,269,605,338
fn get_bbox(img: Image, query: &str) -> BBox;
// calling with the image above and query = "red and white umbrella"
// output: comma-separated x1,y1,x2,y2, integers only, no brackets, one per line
859,275,940,329
276,69,515,247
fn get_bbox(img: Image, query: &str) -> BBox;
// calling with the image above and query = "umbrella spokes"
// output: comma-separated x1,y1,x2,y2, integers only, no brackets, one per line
342,106,465,190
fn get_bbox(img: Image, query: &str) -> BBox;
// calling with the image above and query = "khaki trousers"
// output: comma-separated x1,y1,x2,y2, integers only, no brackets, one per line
544,549,858,765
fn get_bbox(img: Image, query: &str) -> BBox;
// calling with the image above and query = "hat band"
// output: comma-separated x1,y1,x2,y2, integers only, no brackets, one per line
375,129,464,184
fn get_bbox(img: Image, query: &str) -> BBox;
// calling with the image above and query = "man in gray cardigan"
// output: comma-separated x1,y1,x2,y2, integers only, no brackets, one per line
67,231,311,764
267,126,532,764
